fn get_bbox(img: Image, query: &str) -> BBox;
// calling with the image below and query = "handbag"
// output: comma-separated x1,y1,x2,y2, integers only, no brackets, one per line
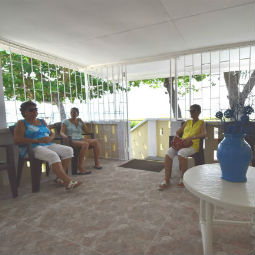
171,136,193,151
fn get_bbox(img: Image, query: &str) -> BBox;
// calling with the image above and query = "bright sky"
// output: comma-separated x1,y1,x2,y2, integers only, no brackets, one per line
128,84,170,120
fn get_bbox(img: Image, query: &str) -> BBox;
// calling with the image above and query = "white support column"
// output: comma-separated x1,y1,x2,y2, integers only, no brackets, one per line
0,56,7,128
148,119,157,157
117,121,129,160
128,121,132,159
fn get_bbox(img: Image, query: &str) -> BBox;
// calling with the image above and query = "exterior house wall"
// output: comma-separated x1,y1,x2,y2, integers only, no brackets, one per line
130,121,148,159
130,119,170,159
156,120,170,158
130,120,227,164
92,123,119,160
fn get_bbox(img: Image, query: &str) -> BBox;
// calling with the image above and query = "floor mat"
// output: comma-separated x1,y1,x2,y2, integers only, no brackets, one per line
119,159,164,172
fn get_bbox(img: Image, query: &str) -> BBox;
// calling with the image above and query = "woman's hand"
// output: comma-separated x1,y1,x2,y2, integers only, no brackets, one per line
182,137,193,147
37,136,52,144
60,123,69,139
182,137,193,142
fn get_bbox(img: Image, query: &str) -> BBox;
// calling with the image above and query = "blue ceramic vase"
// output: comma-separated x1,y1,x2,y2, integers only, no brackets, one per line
217,133,252,182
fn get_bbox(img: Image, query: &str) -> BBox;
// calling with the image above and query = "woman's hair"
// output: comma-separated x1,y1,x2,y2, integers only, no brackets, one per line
190,104,201,113
20,101,37,118
71,107,79,115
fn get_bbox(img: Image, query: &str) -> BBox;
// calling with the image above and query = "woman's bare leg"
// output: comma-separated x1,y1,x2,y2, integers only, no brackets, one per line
158,155,173,190
92,140,100,167
72,140,89,172
51,162,71,187
178,155,188,178
164,155,173,185
61,158,72,173
85,139,101,167
52,162,82,189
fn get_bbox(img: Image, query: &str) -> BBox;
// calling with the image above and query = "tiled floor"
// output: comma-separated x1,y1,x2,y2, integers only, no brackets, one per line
0,159,254,255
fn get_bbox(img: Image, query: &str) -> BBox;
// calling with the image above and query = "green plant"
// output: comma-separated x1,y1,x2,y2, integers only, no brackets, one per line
130,120,143,129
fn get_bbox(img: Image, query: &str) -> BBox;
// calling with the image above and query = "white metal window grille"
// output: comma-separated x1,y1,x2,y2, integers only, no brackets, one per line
0,47,85,125
0,47,129,159
170,45,255,120
85,65,128,122
85,65,129,160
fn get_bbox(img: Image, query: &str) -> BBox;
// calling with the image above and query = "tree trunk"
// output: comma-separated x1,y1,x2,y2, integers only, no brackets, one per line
52,94,66,121
164,77,182,119
224,70,255,108
224,71,240,108
0,56,7,128
239,69,255,106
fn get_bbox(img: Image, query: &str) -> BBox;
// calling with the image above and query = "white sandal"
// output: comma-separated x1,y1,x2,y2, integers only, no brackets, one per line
54,177,64,185
65,180,82,190
158,180,169,191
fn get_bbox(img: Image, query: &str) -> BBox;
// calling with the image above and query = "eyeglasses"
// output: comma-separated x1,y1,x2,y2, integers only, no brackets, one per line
28,108,38,112
189,109,196,113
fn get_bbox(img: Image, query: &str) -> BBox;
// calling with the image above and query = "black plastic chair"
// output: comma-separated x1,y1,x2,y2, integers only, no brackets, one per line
9,125,50,193
190,137,205,165
0,144,18,198
54,122,94,175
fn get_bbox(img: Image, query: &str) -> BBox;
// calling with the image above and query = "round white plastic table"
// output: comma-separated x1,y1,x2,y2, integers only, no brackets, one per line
183,163,255,255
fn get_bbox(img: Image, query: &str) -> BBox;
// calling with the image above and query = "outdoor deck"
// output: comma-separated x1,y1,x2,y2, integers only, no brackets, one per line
0,159,253,255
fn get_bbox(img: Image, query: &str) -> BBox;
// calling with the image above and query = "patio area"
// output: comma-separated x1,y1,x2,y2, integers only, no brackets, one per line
0,159,253,255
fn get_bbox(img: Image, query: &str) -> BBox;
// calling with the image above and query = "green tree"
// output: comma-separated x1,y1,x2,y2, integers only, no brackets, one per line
129,75,206,118
0,49,208,121
0,50,86,121
224,70,255,109
0,50,128,123
2,49,254,123
129,70,255,119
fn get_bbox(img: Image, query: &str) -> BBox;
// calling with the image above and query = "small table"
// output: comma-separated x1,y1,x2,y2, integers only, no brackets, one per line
183,163,255,255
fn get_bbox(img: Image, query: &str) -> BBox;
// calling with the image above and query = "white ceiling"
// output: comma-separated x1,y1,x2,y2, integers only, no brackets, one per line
0,0,254,79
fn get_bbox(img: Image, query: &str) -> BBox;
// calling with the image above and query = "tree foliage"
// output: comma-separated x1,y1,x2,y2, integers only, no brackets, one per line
1,50,85,103
4,49,253,121
128,75,208,95
1,49,207,103
128,75,208,119
0,49,209,121
0,50,130,105
88,76,127,99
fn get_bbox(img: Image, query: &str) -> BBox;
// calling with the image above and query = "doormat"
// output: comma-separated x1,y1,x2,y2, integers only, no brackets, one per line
119,159,164,172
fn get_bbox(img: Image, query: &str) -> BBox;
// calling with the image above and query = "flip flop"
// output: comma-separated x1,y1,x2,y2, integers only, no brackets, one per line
65,180,82,190
94,166,102,169
77,170,92,175
158,181,169,191
177,178,184,188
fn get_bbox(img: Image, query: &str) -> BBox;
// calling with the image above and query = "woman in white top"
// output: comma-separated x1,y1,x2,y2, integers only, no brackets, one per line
60,107,102,174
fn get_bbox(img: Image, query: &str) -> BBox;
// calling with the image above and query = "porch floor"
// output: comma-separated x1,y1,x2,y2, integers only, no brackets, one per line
0,159,253,255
